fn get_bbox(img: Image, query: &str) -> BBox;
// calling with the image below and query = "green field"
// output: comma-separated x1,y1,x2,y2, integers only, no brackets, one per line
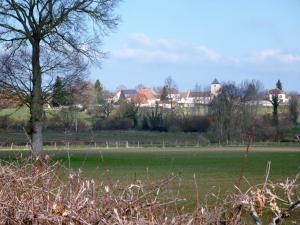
0,147,299,210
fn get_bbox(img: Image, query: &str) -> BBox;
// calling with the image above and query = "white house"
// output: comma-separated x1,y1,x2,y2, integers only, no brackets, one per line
178,91,211,107
178,79,221,107
268,88,289,104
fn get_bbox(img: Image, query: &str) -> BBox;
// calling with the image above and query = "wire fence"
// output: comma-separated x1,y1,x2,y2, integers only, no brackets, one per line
0,139,299,151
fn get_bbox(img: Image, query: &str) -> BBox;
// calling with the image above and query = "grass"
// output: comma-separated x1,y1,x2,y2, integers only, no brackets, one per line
2,129,300,147
0,107,29,121
0,130,205,146
0,147,299,210
0,107,93,124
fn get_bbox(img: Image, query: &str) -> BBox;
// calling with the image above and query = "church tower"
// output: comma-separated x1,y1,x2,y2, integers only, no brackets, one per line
211,78,221,96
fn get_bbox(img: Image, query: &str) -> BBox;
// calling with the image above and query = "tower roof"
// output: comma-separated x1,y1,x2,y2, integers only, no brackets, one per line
211,78,220,84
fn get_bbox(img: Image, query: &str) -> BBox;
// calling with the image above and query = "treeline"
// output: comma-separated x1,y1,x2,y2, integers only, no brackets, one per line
91,101,211,133
0,80,299,144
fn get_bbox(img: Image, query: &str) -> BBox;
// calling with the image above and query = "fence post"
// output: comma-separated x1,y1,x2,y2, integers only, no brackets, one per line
137,141,140,148
106,141,109,149
116,141,118,149
94,142,97,148
162,140,165,149
11,143,13,150
126,141,129,148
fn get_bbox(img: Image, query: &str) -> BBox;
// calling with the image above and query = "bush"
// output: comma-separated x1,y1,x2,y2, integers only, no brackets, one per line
86,105,102,117
103,117,134,130
182,115,211,132
0,116,11,129
45,109,89,131
92,118,104,130
0,116,27,130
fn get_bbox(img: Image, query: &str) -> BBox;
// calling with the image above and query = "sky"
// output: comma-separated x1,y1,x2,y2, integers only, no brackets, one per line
90,0,300,92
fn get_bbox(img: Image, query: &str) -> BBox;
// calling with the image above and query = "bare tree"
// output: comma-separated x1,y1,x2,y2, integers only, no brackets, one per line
209,82,244,144
240,79,264,102
164,76,178,109
0,0,119,155
135,83,145,89
288,94,299,125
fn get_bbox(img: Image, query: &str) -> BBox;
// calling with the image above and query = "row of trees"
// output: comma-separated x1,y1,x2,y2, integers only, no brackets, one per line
209,80,299,143
51,77,105,107
1,77,299,143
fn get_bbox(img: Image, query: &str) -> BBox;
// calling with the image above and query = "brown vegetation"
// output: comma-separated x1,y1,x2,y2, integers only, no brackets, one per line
0,159,298,225
0,94,24,108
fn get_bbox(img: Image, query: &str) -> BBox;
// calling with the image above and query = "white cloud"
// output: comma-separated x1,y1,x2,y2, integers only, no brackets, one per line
250,49,300,64
113,47,188,63
196,46,224,62
112,33,225,64
111,33,300,68
128,33,152,47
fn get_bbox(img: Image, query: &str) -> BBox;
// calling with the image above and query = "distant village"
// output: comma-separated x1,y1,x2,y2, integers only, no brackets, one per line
109,79,294,109
0,78,298,110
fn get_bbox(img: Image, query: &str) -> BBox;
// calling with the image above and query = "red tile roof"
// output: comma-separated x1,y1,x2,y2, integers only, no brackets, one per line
137,89,158,101
268,88,284,95
180,92,189,98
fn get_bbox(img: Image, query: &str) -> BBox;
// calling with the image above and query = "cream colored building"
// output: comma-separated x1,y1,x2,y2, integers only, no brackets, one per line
211,78,221,96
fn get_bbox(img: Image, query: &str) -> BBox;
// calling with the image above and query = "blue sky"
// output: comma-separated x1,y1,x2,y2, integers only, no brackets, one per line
91,0,300,92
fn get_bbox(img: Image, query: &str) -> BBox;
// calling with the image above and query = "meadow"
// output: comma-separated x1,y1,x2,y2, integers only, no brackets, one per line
0,146,299,210
1,107,300,222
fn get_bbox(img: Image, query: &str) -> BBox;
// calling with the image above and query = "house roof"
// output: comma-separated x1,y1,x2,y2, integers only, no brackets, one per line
211,78,220,84
180,92,189,98
122,90,138,95
180,91,211,98
189,91,211,98
137,88,158,100
268,88,284,95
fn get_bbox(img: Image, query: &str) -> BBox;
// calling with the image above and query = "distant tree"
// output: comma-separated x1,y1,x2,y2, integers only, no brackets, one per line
241,80,264,102
142,116,150,130
276,80,283,90
51,77,70,107
101,101,114,118
148,102,164,131
289,95,299,125
164,76,178,109
270,95,279,121
164,76,178,92
70,80,94,108
94,80,103,104
209,83,242,144
116,101,139,127
135,84,146,89
160,86,168,101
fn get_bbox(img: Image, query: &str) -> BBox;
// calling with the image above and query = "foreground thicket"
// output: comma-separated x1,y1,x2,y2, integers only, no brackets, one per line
0,160,298,225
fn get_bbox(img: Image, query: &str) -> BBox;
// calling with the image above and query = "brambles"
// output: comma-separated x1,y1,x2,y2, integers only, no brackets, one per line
0,160,298,224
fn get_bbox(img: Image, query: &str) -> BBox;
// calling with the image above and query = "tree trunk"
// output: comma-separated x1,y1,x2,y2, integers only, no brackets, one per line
29,40,43,156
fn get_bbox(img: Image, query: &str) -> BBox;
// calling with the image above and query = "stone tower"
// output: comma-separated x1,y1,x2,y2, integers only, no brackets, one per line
211,78,221,96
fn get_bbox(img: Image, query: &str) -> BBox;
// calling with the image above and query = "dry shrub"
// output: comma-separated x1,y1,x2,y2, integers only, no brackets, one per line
0,159,298,225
